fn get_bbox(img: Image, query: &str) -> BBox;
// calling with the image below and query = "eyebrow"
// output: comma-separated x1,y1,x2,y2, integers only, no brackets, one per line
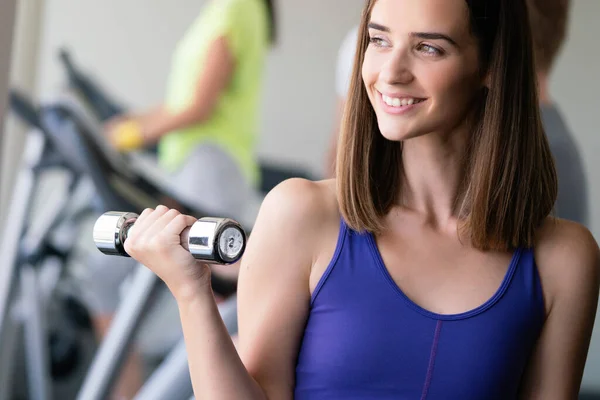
367,22,459,48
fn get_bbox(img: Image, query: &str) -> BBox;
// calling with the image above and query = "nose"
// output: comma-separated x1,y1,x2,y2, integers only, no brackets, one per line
379,48,414,85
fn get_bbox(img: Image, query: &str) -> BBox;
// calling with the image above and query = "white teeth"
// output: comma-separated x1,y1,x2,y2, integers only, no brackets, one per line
381,93,422,107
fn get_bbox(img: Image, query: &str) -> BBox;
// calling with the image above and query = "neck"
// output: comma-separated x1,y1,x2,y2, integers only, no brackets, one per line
399,125,470,227
537,70,552,106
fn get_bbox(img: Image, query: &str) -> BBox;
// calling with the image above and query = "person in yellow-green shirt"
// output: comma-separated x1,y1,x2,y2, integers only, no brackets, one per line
108,0,274,209
98,0,276,397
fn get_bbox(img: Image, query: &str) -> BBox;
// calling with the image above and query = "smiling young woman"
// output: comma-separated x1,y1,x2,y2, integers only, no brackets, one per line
119,0,600,399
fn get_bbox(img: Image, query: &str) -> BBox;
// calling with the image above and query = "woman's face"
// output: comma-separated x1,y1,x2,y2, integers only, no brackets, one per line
362,0,484,142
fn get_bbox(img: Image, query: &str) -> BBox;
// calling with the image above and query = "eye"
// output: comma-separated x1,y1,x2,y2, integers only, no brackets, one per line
416,43,443,56
369,36,390,48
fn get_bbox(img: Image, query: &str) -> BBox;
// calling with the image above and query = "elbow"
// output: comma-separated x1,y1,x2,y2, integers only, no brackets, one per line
189,109,211,125
185,101,216,126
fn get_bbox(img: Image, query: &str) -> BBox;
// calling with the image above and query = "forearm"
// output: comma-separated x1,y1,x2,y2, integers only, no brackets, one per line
141,104,210,142
177,288,267,400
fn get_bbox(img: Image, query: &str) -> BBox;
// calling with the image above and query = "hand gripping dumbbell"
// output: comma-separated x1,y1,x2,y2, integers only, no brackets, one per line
93,211,247,265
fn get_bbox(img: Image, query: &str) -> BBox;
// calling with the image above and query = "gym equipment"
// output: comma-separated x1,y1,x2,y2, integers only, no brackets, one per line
58,48,316,194
93,211,247,264
1,48,310,400
0,93,98,400
35,90,247,295
58,49,124,122
2,90,244,399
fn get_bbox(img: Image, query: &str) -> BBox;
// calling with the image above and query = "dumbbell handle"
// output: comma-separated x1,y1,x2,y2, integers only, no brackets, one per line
93,211,246,265
119,214,195,250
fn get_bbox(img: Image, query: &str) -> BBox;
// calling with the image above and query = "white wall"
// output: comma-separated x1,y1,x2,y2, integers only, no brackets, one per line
552,0,600,241
35,0,364,174
551,1,600,390
7,0,600,392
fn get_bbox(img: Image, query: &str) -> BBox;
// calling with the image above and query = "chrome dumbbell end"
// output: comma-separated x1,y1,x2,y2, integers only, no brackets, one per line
188,217,246,264
93,211,139,257
92,211,247,265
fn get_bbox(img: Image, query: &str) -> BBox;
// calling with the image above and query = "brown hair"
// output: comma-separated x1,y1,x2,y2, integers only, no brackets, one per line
336,0,557,252
264,0,277,44
526,0,571,72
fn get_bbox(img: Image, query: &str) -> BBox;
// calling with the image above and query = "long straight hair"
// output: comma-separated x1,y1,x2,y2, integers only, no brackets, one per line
264,0,277,44
336,0,557,252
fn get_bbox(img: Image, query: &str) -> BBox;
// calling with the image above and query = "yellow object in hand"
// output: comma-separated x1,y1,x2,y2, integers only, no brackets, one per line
111,120,145,151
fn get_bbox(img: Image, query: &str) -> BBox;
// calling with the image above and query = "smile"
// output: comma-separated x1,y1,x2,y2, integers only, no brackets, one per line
377,91,427,115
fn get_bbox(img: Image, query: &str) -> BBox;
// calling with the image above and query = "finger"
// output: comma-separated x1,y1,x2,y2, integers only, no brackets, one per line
127,207,153,237
105,120,117,132
106,118,123,133
147,209,184,238
132,205,169,237
136,207,154,224
106,114,128,128
162,214,197,245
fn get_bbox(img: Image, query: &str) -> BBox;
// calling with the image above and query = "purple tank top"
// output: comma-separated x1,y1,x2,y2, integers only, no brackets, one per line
294,219,545,399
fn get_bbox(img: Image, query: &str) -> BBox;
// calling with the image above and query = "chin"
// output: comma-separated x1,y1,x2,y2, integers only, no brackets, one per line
379,131,408,142
377,123,421,142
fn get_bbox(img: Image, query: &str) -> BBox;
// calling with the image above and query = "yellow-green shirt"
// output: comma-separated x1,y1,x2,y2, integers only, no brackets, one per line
158,0,269,187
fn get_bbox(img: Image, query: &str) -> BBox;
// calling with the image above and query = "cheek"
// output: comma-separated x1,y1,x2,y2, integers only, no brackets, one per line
429,68,481,109
361,55,376,87
361,57,378,102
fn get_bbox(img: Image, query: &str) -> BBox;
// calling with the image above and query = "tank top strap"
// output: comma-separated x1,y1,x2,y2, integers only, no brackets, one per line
509,246,545,320
310,217,350,305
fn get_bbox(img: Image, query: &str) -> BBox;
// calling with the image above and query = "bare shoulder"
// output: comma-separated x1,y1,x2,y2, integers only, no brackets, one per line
259,178,339,231
248,178,340,262
257,177,338,230
534,217,600,311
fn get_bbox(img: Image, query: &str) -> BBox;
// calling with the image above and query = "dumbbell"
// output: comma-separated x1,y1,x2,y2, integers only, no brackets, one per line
93,211,247,265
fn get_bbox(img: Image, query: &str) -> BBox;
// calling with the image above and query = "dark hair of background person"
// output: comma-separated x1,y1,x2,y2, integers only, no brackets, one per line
526,0,571,72
265,0,277,44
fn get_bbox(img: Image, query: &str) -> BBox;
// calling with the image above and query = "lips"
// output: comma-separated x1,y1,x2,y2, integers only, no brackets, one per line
377,91,427,115
380,92,427,108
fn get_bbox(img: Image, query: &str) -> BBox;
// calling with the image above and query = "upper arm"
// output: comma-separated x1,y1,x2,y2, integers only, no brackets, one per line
236,179,328,399
520,220,600,399
190,35,235,119
190,0,254,120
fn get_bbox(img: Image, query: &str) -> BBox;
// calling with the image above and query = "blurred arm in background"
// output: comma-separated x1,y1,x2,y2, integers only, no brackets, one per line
105,35,234,148
325,26,358,178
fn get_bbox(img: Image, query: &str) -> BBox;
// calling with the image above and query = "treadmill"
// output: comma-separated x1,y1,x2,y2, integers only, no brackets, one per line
4,90,241,400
